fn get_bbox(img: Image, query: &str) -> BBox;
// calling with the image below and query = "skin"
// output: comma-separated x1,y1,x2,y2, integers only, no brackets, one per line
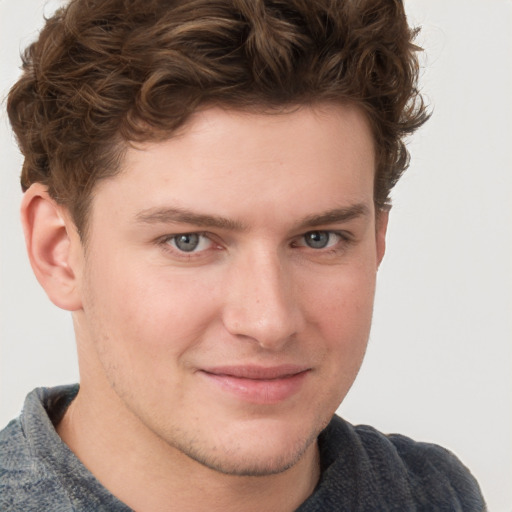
22,103,387,512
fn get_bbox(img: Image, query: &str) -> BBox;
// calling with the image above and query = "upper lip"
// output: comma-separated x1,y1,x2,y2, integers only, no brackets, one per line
200,365,311,380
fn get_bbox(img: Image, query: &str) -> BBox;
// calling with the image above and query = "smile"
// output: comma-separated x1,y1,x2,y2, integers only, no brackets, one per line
198,365,311,404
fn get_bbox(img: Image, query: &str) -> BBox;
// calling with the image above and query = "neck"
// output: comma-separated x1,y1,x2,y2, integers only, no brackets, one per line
56,381,321,512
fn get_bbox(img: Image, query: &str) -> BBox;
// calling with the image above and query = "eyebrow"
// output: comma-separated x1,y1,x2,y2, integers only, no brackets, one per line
135,203,370,231
297,204,370,229
135,207,247,231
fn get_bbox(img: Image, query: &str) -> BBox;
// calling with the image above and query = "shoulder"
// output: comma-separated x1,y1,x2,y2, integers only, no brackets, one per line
0,416,37,491
306,415,486,511
0,392,73,512
358,423,484,504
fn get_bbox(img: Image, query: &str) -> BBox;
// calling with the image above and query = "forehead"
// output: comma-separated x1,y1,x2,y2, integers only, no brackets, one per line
89,104,376,228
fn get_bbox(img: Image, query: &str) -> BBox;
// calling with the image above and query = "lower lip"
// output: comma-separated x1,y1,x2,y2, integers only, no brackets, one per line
200,370,309,404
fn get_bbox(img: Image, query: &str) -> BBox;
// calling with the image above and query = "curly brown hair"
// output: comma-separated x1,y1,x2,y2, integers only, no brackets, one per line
7,0,428,237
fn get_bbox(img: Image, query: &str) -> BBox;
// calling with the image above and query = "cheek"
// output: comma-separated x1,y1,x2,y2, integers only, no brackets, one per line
292,265,376,421
302,263,376,379
83,256,220,359
306,265,376,337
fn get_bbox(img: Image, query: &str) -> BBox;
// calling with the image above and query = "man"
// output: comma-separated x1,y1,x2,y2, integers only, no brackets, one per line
0,0,486,510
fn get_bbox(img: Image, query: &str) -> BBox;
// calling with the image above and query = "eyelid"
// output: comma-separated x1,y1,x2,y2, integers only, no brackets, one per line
155,229,353,259
158,231,219,256
293,230,351,248
171,233,212,251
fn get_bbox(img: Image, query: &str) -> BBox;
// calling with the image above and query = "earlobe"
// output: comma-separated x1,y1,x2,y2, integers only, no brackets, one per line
375,209,389,267
20,183,83,311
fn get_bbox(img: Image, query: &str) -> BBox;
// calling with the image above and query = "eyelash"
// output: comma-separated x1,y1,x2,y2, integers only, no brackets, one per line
292,231,351,250
158,232,217,259
157,230,353,259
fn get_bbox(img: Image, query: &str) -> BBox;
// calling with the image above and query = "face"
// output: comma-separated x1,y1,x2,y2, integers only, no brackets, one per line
72,104,386,476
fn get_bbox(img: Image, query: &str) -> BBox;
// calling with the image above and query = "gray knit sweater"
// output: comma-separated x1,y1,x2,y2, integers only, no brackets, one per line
0,386,486,511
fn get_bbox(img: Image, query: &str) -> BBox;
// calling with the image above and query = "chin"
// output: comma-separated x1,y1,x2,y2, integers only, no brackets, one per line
185,438,316,477
169,415,325,477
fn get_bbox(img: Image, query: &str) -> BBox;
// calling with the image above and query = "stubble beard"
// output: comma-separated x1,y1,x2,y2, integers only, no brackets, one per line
170,425,323,478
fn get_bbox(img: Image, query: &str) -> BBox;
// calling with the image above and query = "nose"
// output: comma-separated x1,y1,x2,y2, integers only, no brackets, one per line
221,248,304,350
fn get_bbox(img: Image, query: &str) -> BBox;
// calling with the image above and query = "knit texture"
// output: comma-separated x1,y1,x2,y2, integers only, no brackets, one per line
0,386,486,511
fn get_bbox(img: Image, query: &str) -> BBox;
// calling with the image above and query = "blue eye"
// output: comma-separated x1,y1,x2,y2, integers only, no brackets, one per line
168,233,211,252
303,231,340,249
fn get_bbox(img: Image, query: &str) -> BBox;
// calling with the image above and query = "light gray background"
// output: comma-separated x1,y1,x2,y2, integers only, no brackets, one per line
1,1,511,510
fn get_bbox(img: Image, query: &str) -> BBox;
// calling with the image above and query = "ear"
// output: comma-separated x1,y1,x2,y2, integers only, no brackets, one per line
375,208,389,267
20,183,83,311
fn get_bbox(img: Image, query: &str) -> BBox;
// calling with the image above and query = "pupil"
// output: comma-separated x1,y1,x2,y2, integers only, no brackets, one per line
306,231,329,249
175,234,199,252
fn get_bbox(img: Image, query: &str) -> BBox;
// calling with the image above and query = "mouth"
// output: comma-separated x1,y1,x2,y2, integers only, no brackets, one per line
198,365,311,404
